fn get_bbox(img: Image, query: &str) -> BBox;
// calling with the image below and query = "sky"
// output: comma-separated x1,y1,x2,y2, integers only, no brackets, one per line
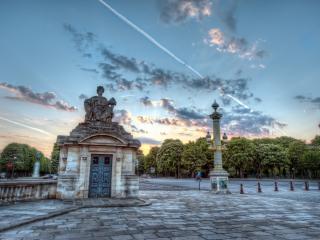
0,0,320,156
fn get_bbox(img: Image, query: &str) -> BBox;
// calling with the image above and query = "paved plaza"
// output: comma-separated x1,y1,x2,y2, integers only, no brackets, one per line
0,178,320,240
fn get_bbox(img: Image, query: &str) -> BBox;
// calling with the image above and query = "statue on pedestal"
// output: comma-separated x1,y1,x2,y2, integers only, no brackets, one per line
84,86,116,123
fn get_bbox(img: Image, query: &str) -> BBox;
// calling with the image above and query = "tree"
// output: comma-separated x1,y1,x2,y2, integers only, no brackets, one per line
157,139,183,178
136,149,145,175
50,142,60,174
287,140,306,176
311,135,320,146
301,149,320,178
224,138,255,178
181,138,213,177
274,136,299,149
144,146,159,175
0,143,50,176
256,144,288,177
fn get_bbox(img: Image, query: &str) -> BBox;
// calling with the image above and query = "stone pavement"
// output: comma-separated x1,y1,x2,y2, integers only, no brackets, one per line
0,198,149,232
0,179,319,240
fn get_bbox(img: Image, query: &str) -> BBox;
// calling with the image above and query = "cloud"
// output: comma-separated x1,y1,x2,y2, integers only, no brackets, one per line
140,96,153,107
206,28,266,60
131,125,148,134
63,23,96,53
0,83,77,112
140,97,206,120
216,0,237,32
221,107,287,136
80,67,99,74
294,95,320,108
114,109,132,125
159,0,212,24
137,137,161,145
79,94,88,100
136,103,287,137
64,24,258,104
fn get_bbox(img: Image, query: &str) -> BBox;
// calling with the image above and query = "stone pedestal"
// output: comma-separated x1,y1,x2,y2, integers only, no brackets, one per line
209,169,230,194
32,160,40,178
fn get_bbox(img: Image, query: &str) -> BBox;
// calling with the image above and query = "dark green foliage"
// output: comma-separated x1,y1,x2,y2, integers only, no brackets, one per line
311,135,320,146
0,143,51,175
157,139,184,178
50,142,60,174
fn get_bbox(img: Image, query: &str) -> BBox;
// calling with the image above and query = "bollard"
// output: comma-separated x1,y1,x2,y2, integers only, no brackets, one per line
290,181,294,191
257,182,262,193
318,182,320,191
274,181,278,192
304,181,309,191
240,184,244,194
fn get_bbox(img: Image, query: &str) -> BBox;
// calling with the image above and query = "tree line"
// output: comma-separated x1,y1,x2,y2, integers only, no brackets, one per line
137,135,320,179
0,142,60,177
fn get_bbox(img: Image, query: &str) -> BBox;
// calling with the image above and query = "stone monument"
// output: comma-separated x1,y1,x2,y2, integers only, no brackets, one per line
32,152,41,178
207,101,230,194
56,86,140,199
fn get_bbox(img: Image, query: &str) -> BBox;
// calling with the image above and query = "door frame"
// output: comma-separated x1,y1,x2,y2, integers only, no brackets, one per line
88,154,113,198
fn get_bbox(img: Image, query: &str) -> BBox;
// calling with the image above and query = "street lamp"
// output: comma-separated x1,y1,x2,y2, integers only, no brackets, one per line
208,101,230,194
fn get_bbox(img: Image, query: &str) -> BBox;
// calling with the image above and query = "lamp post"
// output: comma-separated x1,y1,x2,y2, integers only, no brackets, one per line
208,101,230,194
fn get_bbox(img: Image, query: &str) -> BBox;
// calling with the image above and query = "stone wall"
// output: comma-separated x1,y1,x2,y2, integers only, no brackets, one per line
0,179,57,203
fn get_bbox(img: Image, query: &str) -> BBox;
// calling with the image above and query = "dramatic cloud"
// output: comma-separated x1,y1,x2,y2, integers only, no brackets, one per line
140,97,205,120
294,95,320,109
136,104,287,137
0,83,77,112
159,0,212,24
64,24,258,104
100,49,255,102
206,28,266,60
221,107,287,136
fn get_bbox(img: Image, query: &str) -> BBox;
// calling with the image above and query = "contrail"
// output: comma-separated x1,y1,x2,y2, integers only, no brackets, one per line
98,0,204,78
0,116,53,136
97,0,248,107
97,0,286,135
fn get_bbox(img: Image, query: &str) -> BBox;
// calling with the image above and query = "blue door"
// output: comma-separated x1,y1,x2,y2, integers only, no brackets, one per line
89,154,112,198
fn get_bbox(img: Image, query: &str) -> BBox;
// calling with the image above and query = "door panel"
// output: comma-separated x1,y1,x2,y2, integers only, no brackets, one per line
89,154,112,198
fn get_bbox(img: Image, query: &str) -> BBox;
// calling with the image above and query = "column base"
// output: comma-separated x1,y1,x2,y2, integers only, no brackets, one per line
209,169,231,194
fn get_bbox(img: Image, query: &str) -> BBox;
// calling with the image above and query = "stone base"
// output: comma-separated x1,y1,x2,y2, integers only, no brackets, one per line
209,169,231,194
56,174,79,199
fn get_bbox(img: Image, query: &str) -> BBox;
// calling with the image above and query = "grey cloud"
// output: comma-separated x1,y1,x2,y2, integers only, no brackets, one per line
63,23,96,53
101,48,141,73
80,67,99,74
140,96,153,107
217,0,237,32
114,109,132,125
294,95,320,108
137,137,161,145
221,107,287,136
0,82,77,112
131,125,148,134
64,24,257,103
159,0,212,24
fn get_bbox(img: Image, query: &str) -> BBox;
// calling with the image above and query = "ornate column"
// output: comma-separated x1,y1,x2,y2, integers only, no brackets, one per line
208,101,230,194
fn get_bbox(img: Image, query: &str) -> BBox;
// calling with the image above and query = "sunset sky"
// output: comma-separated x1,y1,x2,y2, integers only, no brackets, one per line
0,0,320,156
